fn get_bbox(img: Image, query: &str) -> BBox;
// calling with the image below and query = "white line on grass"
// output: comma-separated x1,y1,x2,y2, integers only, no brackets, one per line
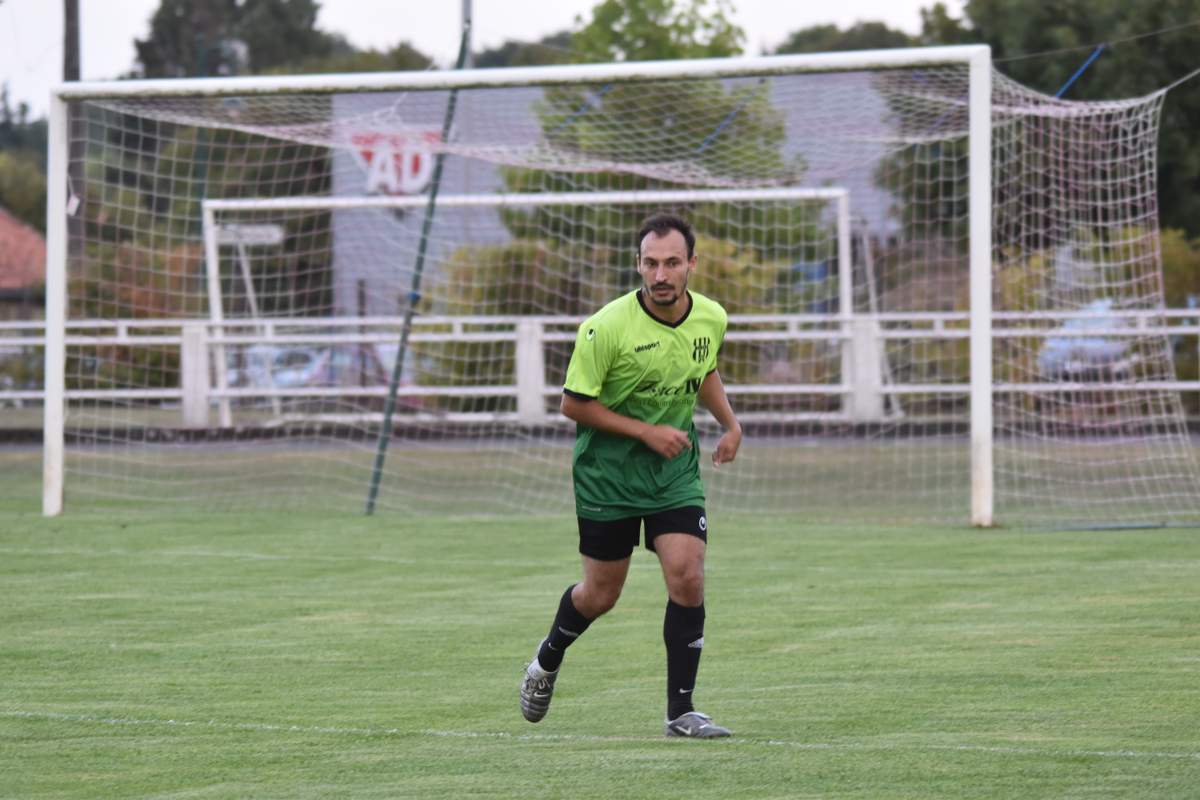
10,544,1191,579
0,545,668,571
4,709,1199,762
0,546,551,569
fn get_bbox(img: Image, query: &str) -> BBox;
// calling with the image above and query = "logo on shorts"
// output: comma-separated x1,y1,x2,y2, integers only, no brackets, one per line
586,328,596,341
698,515,707,532
692,337,710,362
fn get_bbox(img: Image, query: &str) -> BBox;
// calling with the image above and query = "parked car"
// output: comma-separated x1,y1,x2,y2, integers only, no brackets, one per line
227,345,387,389
1037,298,1135,381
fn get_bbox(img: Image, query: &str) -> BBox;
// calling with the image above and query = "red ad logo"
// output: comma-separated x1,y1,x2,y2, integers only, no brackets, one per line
350,130,441,195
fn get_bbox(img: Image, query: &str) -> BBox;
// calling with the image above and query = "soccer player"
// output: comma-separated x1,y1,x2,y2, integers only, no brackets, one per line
519,212,742,738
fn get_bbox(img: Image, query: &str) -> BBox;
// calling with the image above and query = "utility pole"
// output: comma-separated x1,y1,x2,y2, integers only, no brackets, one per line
64,0,82,252
461,0,473,67
64,0,80,81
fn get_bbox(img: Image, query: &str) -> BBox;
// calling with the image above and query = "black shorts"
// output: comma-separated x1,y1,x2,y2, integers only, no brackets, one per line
578,505,708,561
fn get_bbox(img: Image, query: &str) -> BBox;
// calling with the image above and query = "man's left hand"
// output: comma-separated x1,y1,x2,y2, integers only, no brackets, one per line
712,427,742,467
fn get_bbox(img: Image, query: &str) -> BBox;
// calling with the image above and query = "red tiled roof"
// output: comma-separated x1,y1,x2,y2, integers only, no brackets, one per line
0,206,46,290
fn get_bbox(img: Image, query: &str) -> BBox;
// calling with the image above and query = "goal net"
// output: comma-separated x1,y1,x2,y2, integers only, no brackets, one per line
43,46,1200,527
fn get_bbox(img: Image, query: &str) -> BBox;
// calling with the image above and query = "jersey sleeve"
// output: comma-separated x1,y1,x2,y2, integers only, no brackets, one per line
563,317,614,400
707,306,728,374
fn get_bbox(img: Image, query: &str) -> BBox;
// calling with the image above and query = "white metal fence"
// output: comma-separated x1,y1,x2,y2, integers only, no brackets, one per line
6,310,1200,424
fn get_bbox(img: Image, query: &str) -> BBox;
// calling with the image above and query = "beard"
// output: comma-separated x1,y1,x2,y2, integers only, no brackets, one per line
647,281,685,306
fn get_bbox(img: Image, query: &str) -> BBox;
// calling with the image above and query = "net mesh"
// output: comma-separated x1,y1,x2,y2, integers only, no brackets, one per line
54,57,1200,526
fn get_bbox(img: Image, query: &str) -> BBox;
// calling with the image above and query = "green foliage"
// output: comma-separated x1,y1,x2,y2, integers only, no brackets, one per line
420,240,624,412
874,137,970,248
688,234,834,400
0,85,49,231
433,240,622,317
71,239,207,321
412,0,816,398
918,2,977,46
994,244,1053,314
542,77,791,181
421,223,834,409
99,0,431,347
686,233,816,314
435,0,819,394
1158,227,1200,309
774,22,914,55
0,347,41,393
78,0,378,389
0,85,48,170
282,42,433,75
989,227,1200,409
571,0,745,62
921,0,1200,236
1158,227,1200,412
69,112,335,392
474,31,574,68
230,0,351,73
498,74,801,254
993,224,1177,314
0,152,47,234
134,0,351,77
422,222,831,408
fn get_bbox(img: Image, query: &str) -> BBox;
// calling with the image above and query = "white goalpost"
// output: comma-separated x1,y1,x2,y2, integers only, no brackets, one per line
41,45,1200,527
200,187,855,425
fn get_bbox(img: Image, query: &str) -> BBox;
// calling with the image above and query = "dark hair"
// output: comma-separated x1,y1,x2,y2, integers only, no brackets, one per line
636,212,695,259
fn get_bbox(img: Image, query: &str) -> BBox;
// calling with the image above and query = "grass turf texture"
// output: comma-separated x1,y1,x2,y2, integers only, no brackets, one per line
1,511,1199,798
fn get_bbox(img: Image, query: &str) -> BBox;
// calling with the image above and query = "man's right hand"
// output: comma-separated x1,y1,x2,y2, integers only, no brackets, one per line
639,424,692,459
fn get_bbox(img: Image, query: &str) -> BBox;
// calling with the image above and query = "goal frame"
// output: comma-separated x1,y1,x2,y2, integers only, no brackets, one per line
201,187,854,429
42,45,993,522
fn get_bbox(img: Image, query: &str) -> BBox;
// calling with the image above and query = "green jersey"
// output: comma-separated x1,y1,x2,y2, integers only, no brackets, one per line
563,289,727,520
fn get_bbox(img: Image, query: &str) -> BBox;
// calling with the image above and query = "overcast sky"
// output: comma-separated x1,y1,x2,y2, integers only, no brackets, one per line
0,0,964,118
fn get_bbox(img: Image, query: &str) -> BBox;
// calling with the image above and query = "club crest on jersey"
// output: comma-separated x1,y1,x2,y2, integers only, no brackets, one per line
692,337,710,362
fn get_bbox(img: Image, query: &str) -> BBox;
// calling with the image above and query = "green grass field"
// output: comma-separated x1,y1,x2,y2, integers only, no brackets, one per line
2,504,1199,798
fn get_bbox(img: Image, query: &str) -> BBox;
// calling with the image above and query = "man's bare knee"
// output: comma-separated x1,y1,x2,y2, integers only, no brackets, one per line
666,570,704,606
574,557,629,618
573,580,622,617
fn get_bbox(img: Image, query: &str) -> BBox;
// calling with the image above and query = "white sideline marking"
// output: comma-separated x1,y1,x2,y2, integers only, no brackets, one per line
0,546,552,569
4,709,1198,761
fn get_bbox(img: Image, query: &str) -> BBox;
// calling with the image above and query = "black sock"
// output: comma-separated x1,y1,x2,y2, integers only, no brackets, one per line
536,584,593,672
664,599,705,721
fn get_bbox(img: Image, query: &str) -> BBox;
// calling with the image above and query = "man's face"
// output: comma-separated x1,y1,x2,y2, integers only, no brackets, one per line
637,229,696,308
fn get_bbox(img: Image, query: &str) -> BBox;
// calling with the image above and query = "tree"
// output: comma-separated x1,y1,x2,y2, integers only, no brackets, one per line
571,0,745,62
774,22,914,55
919,0,1200,237
917,2,976,46
283,42,433,75
417,0,818,396
0,85,49,231
1159,228,1200,310
0,152,47,234
134,0,349,77
0,85,48,169
1159,227,1200,412
475,31,574,68
102,0,434,328
489,0,788,269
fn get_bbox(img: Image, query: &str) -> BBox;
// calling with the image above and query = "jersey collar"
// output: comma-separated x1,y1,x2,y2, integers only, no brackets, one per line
636,289,693,329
